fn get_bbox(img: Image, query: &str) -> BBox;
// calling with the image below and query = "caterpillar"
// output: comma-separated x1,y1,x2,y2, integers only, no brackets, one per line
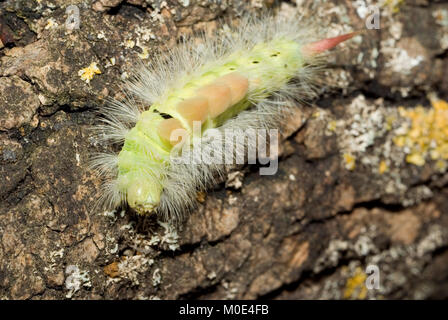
91,13,359,222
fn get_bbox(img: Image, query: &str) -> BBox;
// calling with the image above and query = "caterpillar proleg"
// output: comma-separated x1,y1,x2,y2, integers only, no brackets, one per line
91,14,358,222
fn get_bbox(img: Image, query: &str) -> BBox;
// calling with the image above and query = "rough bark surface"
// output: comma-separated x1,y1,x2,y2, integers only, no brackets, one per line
1,0,448,300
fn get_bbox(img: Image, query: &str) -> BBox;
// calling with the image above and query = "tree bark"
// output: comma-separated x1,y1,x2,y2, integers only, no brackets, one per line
1,0,447,300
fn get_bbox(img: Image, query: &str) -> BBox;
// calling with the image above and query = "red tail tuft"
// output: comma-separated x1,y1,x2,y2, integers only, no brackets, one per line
302,31,361,56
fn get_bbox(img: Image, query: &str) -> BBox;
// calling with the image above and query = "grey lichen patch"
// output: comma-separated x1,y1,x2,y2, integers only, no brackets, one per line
0,136,23,163
374,2,444,96
337,95,387,155
0,76,40,130
313,229,378,275
99,218,182,294
274,201,448,300
64,265,91,299
302,93,447,209
433,8,448,50
0,134,28,199
105,255,155,286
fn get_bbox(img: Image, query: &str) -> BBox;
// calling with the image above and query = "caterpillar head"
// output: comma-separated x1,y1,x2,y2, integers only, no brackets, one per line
115,111,173,215
120,173,161,214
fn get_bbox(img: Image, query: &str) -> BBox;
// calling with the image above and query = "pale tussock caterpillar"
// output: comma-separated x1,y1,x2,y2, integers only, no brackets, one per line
90,13,359,222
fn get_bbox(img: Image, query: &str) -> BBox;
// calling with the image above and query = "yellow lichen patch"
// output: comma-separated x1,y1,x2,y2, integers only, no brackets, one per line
138,46,150,59
78,62,101,83
382,0,404,14
393,135,406,147
406,153,425,166
393,99,448,168
436,160,447,172
125,39,135,48
327,120,338,132
343,267,368,300
379,160,388,174
385,115,396,131
343,153,356,171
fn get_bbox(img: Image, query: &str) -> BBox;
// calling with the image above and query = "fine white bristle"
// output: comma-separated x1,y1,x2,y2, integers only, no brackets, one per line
94,179,124,214
89,152,119,177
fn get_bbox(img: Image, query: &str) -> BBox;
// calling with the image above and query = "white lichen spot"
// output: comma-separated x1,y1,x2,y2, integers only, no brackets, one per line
97,31,108,41
45,18,58,30
109,243,119,254
353,0,370,19
116,255,154,285
225,171,244,189
339,95,386,157
314,239,349,273
207,271,217,280
44,248,65,272
121,71,129,80
152,268,161,286
65,265,91,298
103,210,117,221
75,153,80,166
158,221,180,251
124,39,135,48
384,47,423,75
251,0,264,9
135,25,156,41
354,235,376,256
180,0,190,7
149,235,161,246
433,9,448,27
228,194,238,205
433,9,448,49
52,248,64,259
416,225,444,257
440,34,448,51
389,21,403,40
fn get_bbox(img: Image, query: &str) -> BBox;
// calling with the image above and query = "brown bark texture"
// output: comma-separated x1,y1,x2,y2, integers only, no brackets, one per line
1,0,448,300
